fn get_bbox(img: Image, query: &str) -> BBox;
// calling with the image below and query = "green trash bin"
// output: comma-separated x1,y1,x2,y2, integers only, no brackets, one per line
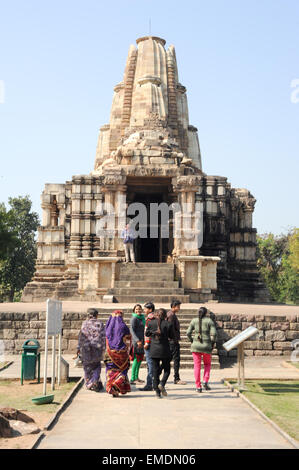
21,339,40,385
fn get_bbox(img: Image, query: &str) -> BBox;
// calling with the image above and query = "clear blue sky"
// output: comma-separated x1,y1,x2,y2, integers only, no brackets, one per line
0,0,298,235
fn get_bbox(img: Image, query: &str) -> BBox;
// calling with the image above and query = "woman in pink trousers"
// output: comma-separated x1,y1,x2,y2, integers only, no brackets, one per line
186,307,217,393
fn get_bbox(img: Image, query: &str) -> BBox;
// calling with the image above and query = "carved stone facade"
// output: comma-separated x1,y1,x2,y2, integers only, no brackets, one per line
22,36,269,303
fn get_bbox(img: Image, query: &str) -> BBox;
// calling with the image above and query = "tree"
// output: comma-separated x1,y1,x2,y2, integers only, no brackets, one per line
0,203,18,258
257,228,299,305
0,196,39,302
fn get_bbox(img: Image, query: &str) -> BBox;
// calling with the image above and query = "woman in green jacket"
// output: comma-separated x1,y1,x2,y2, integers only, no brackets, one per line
186,307,217,393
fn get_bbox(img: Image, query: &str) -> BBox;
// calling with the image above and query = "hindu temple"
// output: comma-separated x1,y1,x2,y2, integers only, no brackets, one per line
22,36,269,303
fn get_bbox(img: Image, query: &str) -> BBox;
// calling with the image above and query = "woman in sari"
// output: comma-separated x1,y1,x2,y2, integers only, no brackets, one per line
104,310,132,397
78,308,106,392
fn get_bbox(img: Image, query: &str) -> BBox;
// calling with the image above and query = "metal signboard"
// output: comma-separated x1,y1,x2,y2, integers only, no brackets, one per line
223,326,258,352
47,299,62,335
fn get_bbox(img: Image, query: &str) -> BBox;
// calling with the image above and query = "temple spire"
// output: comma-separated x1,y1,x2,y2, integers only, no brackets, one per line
94,36,202,170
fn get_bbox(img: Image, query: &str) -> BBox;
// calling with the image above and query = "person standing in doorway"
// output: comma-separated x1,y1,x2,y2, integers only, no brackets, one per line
139,302,155,391
167,299,187,385
186,306,217,393
121,223,136,264
129,304,146,385
145,308,174,398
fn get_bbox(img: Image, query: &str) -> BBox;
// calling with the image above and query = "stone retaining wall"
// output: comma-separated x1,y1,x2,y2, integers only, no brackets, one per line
214,313,299,357
0,311,298,357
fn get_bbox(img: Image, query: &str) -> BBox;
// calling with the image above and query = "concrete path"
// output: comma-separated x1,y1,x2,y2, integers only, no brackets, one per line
35,359,298,450
2,357,298,449
38,372,293,449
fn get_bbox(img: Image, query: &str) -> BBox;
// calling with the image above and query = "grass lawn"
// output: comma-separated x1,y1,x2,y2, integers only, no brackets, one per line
0,378,76,413
0,378,79,449
229,379,299,442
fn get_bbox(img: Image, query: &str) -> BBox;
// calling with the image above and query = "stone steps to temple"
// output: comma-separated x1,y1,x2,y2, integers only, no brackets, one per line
107,295,190,303
114,280,180,288
110,287,185,295
110,262,189,303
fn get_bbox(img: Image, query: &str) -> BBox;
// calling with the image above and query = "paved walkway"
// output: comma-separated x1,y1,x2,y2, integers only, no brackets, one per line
1,301,299,316
37,372,293,449
2,357,298,449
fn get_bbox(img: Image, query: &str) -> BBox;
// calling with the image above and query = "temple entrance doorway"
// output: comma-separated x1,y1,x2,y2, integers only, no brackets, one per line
126,177,174,263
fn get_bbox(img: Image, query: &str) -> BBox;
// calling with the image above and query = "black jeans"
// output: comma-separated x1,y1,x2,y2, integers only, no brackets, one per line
169,341,180,381
152,357,171,390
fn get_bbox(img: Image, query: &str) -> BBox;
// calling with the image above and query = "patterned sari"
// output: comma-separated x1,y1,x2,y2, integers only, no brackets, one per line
104,312,131,396
78,317,105,390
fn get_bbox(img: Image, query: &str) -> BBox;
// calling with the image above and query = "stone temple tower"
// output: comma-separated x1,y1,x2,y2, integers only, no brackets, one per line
22,36,269,303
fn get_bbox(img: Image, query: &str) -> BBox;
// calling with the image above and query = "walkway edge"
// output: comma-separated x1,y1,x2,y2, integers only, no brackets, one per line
0,361,13,372
31,377,84,449
44,377,84,431
222,379,299,450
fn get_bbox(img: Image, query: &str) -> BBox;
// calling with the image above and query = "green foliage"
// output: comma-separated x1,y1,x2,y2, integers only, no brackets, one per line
0,203,18,258
257,228,299,305
0,196,40,302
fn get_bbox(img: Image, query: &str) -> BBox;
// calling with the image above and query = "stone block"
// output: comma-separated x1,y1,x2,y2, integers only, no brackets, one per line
244,350,254,356
3,330,16,340
242,322,256,329
290,323,299,331
254,350,282,356
255,315,265,321
223,322,242,329
3,340,15,351
70,321,84,328
38,312,46,321
271,322,290,331
215,314,231,321
231,314,255,322
264,315,286,322
29,321,45,329
62,329,80,340
13,313,26,321
14,321,30,329
273,341,292,350
63,312,80,320
24,312,39,321
0,313,14,321
286,331,299,340
256,322,271,330
265,330,286,341
0,321,13,329
17,331,38,340
244,341,272,350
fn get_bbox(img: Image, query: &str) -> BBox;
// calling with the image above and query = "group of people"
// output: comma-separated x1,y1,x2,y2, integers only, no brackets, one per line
77,300,217,398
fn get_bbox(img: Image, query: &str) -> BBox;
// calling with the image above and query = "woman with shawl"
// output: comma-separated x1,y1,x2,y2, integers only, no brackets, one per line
77,308,106,392
104,310,132,397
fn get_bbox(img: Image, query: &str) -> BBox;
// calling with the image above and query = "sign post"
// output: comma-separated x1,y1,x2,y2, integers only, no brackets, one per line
43,299,62,395
223,326,258,391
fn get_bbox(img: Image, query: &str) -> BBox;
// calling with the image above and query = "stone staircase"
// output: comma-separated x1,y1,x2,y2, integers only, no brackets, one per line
97,308,220,370
108,263,190,303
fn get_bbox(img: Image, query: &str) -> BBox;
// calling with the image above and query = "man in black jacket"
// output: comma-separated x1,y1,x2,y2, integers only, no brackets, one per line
167,299,187,385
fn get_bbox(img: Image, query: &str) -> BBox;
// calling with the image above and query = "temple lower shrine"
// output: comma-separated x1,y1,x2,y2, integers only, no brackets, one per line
22,36,269,303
